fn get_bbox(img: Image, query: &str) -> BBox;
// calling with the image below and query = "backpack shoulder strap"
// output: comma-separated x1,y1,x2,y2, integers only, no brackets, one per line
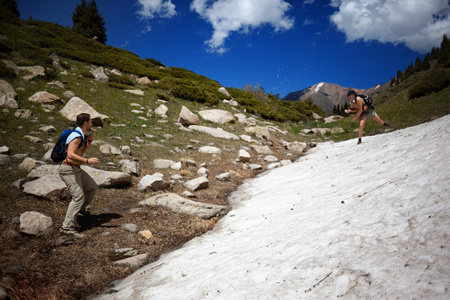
68,129,85,149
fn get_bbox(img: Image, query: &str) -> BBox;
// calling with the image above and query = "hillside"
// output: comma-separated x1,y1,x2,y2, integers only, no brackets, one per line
282,81,391,114
1,8,450,300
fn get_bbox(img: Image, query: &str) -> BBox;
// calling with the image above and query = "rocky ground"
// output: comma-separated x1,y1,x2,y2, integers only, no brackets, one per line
0,125,312,299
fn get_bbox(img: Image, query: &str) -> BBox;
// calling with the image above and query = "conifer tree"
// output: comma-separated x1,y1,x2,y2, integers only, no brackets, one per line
0,0,20,18
422,53,431,71
438,34,450,64
72,0,107,44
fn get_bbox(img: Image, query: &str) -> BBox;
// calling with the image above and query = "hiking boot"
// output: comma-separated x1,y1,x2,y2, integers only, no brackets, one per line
59,227,78,236
383,122,391,127
357,139,362,145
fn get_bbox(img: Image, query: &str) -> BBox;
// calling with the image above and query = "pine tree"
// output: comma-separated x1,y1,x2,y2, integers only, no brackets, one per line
0,0,20,18
438,34,450,64
431,47,439,60
422,53,431,71
72,0,107,44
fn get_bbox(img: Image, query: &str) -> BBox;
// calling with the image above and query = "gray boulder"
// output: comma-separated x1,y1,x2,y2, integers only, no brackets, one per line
178,106,199,126
60,97,108,126
238,149,251,162
22,174,70,200
250,145,273,155
20,211,53,236
184,176,209,191
91,66,108,82
28,91,62,104
118,159,141,176
198,109,235,124
153,159,177,169
140,193,228,219
198,146,221,155
137,173,169,192
19,66,45,80
189,125,240,140
113,253,150,269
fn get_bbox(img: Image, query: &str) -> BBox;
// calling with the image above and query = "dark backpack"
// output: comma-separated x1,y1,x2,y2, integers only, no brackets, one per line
357,94,374,109
50,129,85,163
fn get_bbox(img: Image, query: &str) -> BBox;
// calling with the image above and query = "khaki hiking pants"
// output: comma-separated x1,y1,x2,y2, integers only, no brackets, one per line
59,164,98,230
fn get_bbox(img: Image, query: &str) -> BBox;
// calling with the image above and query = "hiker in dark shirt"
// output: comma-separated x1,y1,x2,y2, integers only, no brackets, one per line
59,113,100,235
345,90,390,145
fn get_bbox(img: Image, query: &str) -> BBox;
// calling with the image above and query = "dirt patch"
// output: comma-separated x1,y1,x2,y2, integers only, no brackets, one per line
0,143,305,299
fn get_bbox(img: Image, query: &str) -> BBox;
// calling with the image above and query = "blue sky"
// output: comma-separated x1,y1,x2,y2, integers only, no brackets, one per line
16,0,450,98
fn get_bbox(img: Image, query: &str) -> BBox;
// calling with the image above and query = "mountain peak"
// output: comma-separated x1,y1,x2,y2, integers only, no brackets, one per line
283,82,390,114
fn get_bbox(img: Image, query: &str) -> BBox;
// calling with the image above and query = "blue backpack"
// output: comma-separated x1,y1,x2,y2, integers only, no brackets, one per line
50,129,85,163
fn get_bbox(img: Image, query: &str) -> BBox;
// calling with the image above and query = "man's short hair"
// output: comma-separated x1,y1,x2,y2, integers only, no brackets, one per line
76,113,91,127
347,90,356,96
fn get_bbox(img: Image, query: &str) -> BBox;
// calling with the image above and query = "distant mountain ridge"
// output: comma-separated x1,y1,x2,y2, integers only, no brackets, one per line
282,82,391,114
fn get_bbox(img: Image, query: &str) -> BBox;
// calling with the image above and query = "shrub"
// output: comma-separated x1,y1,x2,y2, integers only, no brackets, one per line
108,73,134,86
0,61,17,79
80,70,95,78
408,68,450,99
107,82,130,90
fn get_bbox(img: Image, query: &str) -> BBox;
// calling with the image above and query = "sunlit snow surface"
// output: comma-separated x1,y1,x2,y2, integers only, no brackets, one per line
92,115,450,300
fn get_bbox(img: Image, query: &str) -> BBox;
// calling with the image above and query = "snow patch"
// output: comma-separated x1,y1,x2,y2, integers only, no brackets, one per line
91,115,450,300
313,82,324,93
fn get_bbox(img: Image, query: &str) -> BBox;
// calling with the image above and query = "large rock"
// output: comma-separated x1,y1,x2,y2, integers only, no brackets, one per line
250,145,273,155
198,109,235,124
0,79,18,109
178,106,199,126
137,173,169,192
238,149,251,162
136,77,151,84
153,159,177,169
20,211,53,236
184,176,209,191
27,164,132,189
284,141,307,152
118,159,141,176
22,174,70,200
28,91,62,104
255,126,272,142
188,125,240,140
113,253,150,269
99,144,123,155
155,104,168,118
19,66,45,80
91,66,108,82
311,128,331,136
60,97,108,126
324,115,344,124
217,87,231,97
0,79,17,98
198,146,221,155
83,166,132,188
139,193,228,219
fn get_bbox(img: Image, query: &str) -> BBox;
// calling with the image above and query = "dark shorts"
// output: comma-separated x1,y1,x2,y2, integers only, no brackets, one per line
361,108,378,119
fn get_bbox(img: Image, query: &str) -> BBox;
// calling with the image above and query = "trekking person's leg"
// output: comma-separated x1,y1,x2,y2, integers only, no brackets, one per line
60,166,85,230
358,116,366,140
79,169,98,211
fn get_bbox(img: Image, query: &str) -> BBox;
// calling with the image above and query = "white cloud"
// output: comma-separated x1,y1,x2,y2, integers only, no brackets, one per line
136,0,177,19
190,0,294,54
330,0,450,53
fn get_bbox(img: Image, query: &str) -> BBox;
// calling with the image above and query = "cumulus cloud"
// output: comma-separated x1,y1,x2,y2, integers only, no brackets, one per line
190,0,294,54
330,0,450,53
136,0,177,19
